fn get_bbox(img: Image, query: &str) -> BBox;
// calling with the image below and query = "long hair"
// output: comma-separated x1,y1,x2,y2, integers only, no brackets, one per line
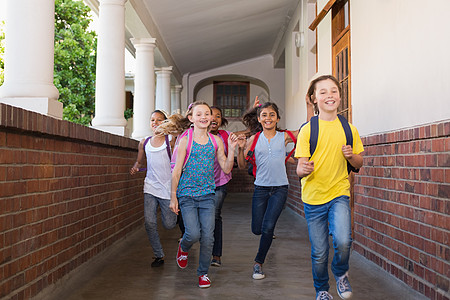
155,101,212,135
242,102,281,135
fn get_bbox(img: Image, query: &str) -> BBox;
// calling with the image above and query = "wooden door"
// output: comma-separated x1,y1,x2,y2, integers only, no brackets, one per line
332,0,355,231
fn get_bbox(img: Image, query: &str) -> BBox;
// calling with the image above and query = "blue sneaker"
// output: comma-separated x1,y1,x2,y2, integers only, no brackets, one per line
252,264,265,279
336,272,353,299
316,291,333,300
211,258,222,267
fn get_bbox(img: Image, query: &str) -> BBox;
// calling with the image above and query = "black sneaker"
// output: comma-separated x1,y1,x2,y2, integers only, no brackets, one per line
211,258,222,267
151,257,164,267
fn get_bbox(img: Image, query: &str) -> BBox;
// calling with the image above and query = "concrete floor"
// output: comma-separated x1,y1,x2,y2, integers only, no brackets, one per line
37,193,428,300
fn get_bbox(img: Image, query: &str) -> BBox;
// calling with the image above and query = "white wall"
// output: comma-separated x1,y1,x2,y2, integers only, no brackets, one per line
195,83,268,132
351,0,450,136
182,55,286,127
283,0,313,130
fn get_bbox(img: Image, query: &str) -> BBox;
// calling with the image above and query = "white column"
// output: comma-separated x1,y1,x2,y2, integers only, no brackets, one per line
0,0,62,119
155,66,172,115
130,38,156,140
91,0,127,136
170,85,183,114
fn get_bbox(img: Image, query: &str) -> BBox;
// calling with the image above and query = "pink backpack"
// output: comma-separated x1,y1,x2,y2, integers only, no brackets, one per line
170,127,218,171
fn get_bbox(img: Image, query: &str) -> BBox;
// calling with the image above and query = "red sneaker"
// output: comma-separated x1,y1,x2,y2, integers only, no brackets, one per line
198,274,211,288
176,242,188,269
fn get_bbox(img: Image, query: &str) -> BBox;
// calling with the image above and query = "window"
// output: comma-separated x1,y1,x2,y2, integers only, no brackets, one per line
213,82,249,119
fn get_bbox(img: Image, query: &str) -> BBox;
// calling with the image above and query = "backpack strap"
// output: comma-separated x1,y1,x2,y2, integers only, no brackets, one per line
217,130,229,154
164,135,171,160
281,130,297,163
245,131,261,177
337,114,359,174
309,115,319,157
183,127,194,169
208,132,219,152
143,136,151,149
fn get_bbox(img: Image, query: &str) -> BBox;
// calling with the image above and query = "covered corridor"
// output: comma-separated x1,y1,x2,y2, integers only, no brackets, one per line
35,193,427,300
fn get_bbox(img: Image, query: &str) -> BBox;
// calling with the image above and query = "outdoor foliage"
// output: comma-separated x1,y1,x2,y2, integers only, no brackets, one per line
0,21,4,86
54,0,97,125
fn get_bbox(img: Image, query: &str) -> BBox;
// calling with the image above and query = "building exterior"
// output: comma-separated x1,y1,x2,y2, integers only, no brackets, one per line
0,0,448,299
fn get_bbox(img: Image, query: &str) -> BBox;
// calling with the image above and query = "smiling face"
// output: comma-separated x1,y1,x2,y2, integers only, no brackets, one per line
257,106,279,130
188,104,212,129
313,79,341,115
210,107,222,133
150,111,166,132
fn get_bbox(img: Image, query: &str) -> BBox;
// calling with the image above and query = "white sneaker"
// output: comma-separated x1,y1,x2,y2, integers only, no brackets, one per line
252,264,265,280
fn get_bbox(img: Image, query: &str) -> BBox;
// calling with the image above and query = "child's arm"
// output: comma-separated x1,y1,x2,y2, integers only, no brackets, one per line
170,136,188,215
215,133,238,174
237,134,254,169
236,134,248,169
130,138,146,175
296,157,314,178
342,146,364,169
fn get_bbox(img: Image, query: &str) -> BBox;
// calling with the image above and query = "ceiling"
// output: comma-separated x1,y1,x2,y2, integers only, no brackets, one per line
140,0,300,76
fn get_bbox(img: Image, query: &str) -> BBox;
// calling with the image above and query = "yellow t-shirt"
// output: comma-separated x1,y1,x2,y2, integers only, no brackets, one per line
294,117,364,205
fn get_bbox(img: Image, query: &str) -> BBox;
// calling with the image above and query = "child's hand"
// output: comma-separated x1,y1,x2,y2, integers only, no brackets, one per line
228,133,239,150
236,134,247,149
130,166,139,175
170,198,179,215
252,96,260,108
342,145,354,160
301,160,314,176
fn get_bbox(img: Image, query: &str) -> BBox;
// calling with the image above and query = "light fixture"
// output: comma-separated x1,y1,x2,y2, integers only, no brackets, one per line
294,31,304,48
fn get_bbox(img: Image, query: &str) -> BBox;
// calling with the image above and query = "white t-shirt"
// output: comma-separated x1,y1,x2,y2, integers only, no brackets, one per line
143,136,172,199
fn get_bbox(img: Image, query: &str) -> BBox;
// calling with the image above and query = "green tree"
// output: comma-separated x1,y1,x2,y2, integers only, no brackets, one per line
54,0,97,125
0,21,5,86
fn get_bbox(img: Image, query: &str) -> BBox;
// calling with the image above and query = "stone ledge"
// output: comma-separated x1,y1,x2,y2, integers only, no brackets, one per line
0,103,138,150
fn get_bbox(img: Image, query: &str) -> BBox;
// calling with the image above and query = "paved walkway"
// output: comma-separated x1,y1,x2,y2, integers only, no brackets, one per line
36,193,428,300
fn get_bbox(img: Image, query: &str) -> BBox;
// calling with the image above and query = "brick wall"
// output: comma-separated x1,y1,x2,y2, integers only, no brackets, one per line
0,104,144,299
286,120,450,300
227,166,255,193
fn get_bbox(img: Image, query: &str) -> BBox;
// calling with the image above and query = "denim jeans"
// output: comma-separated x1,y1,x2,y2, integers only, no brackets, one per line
252,185,288,264
212,184,227,257
144,193,177,258
178,193,215,276
304,195,353,293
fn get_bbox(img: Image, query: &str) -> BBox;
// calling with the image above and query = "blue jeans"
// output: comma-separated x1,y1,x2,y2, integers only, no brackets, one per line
178,193,215,276
252,185,288,264
304,195,353,293
144,193,177,258
212,184,227,257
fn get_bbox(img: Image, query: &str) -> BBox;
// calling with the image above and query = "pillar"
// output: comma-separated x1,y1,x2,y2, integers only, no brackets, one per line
91,0,127,136
155,66,172,115
130,38,156,140
0,0,62,119
170,85,182,114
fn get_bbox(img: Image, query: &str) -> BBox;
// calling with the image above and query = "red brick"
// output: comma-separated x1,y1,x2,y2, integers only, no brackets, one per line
432,138,446,152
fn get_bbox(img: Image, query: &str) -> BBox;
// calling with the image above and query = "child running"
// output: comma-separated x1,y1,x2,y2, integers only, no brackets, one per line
295,75,364,300
169,102,238,288
209,106,231,267
236,102,297,280
130,110,177,268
